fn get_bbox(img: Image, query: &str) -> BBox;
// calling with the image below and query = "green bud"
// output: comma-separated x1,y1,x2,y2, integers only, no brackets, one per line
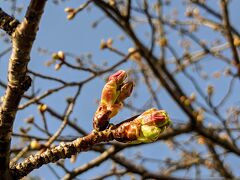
113,108,172,144
138,125,162,143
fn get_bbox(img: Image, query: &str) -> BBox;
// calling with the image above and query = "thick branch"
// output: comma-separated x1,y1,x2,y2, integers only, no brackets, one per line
10,129,115,179
0,1,47,179
0,8,19,36
220,0,240,75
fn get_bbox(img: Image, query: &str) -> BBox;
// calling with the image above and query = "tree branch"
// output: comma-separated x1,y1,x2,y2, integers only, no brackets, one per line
220,0,240,75
0,1,47,179
0,8,19,36
206,141,233,179
10,129,115,179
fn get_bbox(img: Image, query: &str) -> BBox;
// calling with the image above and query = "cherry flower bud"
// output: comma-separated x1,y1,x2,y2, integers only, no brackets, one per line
114,108,171,144
64,8,76,20
100,80,118,107
93,70,134,131
116,82,134,103
140,109,170,127
100,70,127,106
108,70,127,86
30,140,41,150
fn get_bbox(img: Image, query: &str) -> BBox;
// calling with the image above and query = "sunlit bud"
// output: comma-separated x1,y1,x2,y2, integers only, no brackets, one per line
93,70,133,131
38,104,48,113
100,80,118,107
30,140,41,150
116,82,134,103
100,39,107,49
107,38,113,47
65,8,76,20
67,12,76,20
52,51,65,61
128,48,141,61
57,51,65,61
52,53,59,60
197,136,205,144
185,7,193,17
234,37,240,47
192,8,200,17
54,63,62,71
136,109,171,143
64,7,75,13
180,96,186,102
108,0,116,6
207,85,214,96
101,70,127,106
184,99,191,106
196,113,204,122
114,108,171,144
159,37,168,47
66,97,74,103
108,70,127,85
139,108,171,127
220,133,229,141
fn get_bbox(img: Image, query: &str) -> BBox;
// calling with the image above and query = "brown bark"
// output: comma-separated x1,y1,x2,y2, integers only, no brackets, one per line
0,1,47,179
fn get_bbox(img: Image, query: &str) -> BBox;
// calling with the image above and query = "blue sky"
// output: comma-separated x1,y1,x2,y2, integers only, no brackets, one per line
1,0,240,179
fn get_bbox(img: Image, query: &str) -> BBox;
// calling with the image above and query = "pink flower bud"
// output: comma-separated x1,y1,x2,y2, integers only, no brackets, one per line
113,108,171,143
116,82,134,103
93,70,134,131
108,70,127,85
140,109,169,127
100,80,118,107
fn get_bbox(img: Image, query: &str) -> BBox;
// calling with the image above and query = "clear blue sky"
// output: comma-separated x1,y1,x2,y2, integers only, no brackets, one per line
1,0,240,179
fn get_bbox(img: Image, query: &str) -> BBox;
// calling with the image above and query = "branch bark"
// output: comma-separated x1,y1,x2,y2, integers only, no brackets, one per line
220,0,240,75
0,1,47,179
0,8,19,36
10,129,115,179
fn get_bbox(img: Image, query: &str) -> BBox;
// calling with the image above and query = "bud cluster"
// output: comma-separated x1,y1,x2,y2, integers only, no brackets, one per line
93,70,134,131
113,108,171,144
92,70,172,144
